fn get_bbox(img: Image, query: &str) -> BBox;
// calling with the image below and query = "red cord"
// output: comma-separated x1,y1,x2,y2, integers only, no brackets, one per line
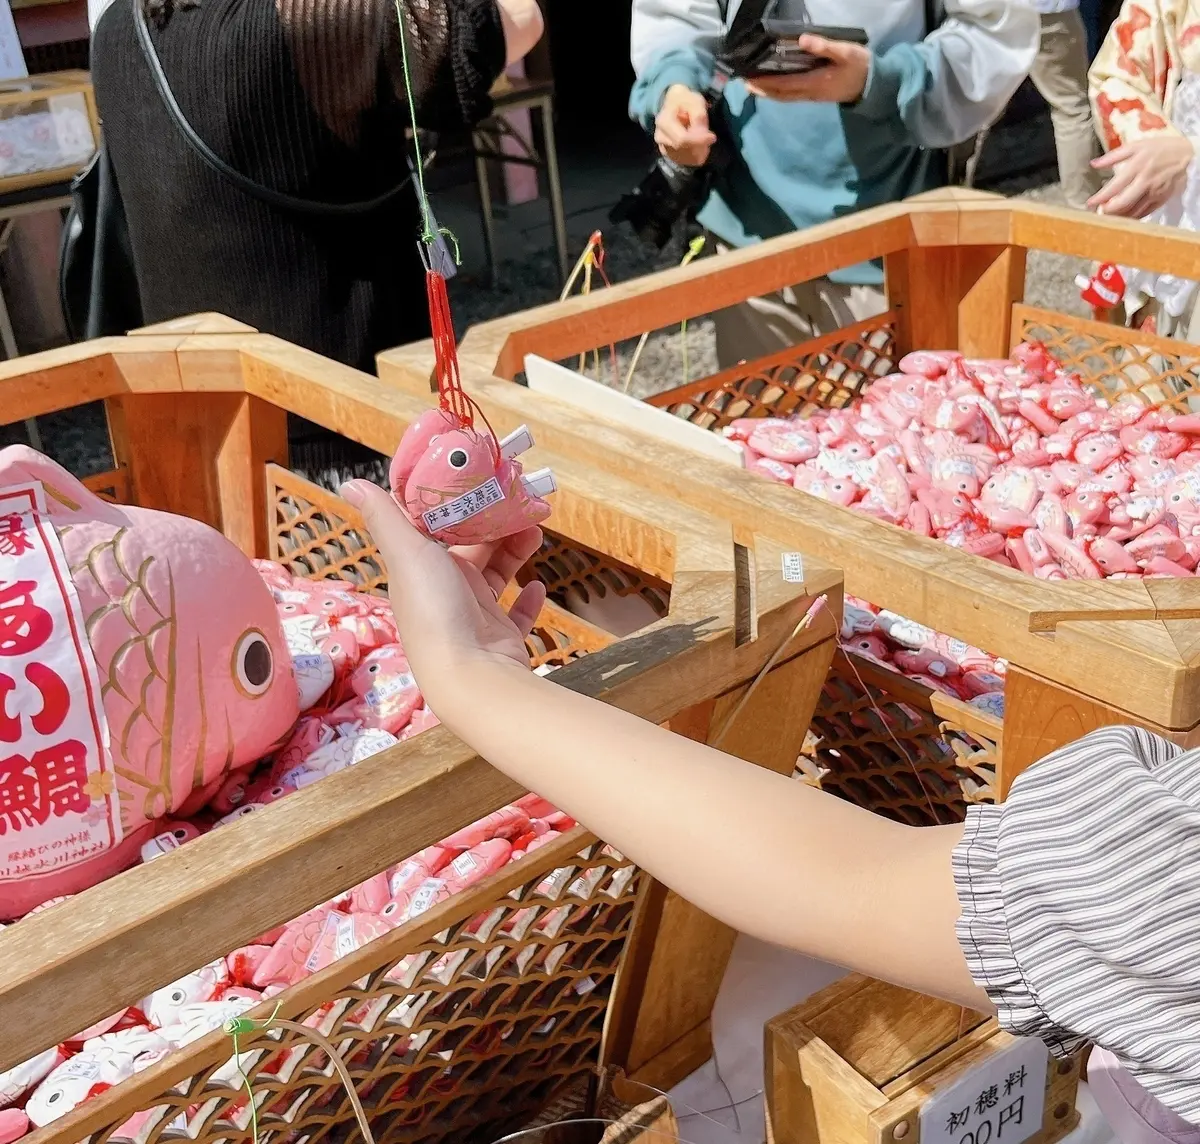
426,269,501,463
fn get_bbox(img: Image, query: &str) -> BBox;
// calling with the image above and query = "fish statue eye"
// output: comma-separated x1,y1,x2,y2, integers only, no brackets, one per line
232,630,273,699
448,448,470,470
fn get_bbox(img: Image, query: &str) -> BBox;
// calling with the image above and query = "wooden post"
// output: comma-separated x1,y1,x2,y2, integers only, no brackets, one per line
603,640,836,1091
1000,665,1200,799
106,393,288,559
885,243,1026,359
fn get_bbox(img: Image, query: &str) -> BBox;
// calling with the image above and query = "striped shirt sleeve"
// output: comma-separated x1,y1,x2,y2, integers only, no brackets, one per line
953,725,1200,1125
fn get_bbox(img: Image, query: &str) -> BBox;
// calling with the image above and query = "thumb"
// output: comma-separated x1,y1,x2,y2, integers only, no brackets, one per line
339,479,440,585
797,33,846,62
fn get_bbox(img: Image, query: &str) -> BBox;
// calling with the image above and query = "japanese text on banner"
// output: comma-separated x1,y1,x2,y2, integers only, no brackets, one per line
920,1037,1049,1144
0,483,118,882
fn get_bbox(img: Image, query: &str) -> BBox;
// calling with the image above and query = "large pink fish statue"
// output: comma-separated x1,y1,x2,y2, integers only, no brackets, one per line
0,447,298,918
389,410,555,546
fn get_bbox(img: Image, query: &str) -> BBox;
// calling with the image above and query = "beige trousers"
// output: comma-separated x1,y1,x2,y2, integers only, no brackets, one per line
711,267,888,370
1029,9,1103,210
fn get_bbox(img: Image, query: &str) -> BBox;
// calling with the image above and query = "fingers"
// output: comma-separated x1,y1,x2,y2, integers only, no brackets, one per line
1087,163,1137,212
453,526,544,599
340,480,437,577
506,581,547,639
655,85,715,166
1091,143,1133,170
745,74,824,101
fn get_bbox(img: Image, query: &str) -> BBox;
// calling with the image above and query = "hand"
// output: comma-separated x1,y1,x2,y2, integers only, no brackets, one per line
339,479,546,693
745,34,870,105
1088,135,1196,218
654,84,716,167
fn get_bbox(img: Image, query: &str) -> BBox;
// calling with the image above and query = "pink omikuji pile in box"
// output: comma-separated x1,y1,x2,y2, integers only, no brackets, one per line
0,563,610,1142
723,341,1200,718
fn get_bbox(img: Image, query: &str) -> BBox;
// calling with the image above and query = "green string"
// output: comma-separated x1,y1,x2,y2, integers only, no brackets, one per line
393,0,461,263
225,1002,283,1144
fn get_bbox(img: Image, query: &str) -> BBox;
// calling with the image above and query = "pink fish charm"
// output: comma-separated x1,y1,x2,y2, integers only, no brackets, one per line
981,466,1040,514
747,422,819,464
747,457,796,484
1120,423,1189,459
1042,530,1102,578
899,350,961,378
1088,537,1141,575
1074,432,1123,472
1126,523,1187,565
390,411,553,546
793,470,859,506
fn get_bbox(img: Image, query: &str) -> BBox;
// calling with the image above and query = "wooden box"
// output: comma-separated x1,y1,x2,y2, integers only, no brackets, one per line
378,189,1200,823
766,976,1080,1144
0,70,97,194
0,317,842,1144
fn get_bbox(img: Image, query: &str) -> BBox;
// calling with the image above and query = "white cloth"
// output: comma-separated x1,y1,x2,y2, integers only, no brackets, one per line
1029,0,1079,12
631,0,1040,150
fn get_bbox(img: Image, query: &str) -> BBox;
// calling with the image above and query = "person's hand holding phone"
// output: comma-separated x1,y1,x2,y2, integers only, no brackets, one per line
654,84,717,167
746,33,869,104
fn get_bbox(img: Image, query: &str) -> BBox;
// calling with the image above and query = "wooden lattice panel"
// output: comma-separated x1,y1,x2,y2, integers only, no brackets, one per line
268,468,616,671
65,836,641,1144
645,312,899,429
804,653,1001,828
521,534,672,619
1014,305,1200,411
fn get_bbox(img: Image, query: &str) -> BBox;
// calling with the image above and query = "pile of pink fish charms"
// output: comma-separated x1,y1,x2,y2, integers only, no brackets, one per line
724,341,1200,707
0,568,598,1140
840,596,1007,719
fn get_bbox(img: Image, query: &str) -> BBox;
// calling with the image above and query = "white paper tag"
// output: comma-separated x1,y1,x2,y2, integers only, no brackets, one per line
335,915,358,959
782,553,805,584
407,878,444,920
499,425,534,460
422,478,505,534
292,654,326,672
365,673,416,709
920,1037,1048,1144
451,851,479,879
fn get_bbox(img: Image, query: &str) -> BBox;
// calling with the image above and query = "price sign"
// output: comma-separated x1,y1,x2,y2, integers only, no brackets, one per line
920,1038,1049,1144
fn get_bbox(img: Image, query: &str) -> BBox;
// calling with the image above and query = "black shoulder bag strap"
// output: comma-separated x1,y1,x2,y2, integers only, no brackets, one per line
132,0,412,214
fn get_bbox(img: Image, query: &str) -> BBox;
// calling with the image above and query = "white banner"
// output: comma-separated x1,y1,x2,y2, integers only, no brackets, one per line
0,483,119,882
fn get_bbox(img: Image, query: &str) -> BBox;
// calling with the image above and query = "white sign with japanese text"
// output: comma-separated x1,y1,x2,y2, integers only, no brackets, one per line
0,483,119,882
920,1037,1048,1144
422,477,505,534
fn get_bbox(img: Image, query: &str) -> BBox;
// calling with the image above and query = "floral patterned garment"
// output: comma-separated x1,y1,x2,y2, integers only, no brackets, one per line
1089,2,1200,331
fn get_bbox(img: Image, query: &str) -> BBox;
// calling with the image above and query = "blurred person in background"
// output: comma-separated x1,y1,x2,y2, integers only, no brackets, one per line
1028,0,1102,210
1088,0,1200,339
629,0,1039,368
87,0,543,373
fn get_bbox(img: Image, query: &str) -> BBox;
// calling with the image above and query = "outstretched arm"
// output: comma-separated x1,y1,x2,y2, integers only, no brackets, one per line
343,479,989,1011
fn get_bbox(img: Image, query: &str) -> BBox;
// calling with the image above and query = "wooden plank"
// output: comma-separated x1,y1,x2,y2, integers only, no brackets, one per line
0,342,127,425
131,314,259,336
106,392,287,556
525,354,745,466
1000,664,1200,798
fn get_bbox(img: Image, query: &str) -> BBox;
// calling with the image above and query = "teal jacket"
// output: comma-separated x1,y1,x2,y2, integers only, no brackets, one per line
629,0,1039,283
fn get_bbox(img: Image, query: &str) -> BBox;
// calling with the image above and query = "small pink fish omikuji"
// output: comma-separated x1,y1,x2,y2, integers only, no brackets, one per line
389,409,555,546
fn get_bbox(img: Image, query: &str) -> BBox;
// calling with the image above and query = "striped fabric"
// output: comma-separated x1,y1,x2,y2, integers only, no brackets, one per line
953,725,1200,1125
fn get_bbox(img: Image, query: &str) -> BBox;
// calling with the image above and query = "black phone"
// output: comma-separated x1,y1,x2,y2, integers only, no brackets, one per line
728,20,869,79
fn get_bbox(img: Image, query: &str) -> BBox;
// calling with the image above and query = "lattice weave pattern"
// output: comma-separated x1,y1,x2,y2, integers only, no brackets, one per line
1016,305,1200,410
88,842,641,1144
646,313,899,429
801,654,999,828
